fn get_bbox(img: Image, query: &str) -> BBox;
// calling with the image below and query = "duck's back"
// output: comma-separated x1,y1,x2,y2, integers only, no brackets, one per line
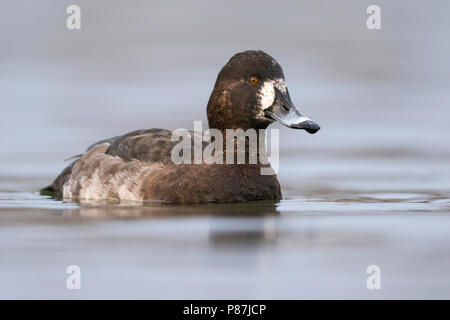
42,129,281,204
104,128,177,164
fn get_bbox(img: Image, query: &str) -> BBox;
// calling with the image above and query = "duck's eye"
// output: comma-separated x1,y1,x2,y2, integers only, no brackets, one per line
249,77,259,85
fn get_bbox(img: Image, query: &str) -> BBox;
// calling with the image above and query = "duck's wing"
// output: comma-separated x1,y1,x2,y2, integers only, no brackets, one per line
41,128,201,198
65,128,176,164
104,128,180,164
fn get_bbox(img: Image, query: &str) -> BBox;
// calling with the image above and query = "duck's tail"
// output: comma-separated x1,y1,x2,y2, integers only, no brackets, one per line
40,160,77,199
40,185,57,197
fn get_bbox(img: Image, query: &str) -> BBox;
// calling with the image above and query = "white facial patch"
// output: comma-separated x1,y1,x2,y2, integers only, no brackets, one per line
258,81,276,110
257,78,287,110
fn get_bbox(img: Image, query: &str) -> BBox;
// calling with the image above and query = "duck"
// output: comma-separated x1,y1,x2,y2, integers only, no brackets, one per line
42,50,320,204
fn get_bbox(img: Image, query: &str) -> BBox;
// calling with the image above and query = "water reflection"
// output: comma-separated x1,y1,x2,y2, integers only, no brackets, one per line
65,199,280,219
208,215,279,247
61,199,282,247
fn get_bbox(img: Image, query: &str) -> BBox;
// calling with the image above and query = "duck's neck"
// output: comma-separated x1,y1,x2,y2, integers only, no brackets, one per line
204,129,270,166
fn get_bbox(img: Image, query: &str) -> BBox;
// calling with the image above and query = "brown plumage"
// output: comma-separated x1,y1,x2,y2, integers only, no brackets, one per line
42,50,320,204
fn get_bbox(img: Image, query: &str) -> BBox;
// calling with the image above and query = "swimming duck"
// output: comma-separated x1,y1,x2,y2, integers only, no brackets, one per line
42,50,320,204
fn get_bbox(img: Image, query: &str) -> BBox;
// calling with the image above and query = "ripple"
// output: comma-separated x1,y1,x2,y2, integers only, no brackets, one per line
0,192,79,210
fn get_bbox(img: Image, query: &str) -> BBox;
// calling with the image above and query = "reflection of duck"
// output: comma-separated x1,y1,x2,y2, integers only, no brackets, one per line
43,50,320,204
66,200,279,219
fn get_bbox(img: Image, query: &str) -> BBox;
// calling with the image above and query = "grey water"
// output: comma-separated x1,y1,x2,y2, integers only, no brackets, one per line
0,1,449,299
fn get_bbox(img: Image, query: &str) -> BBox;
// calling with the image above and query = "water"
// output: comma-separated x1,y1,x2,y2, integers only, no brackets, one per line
0,0,449,299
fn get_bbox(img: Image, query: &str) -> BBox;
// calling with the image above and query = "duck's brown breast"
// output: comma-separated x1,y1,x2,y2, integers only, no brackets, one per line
141,163,281,204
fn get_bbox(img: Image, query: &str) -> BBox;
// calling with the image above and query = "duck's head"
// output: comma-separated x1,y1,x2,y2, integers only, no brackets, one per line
207,50,320,133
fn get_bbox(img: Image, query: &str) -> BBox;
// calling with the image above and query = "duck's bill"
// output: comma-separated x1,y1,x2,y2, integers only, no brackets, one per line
264,88,320,134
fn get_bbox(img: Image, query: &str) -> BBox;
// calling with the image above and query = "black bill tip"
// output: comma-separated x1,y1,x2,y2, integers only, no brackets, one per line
291,120,321,134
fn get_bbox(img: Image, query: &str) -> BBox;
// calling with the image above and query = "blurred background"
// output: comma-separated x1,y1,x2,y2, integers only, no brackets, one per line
0,0,449,299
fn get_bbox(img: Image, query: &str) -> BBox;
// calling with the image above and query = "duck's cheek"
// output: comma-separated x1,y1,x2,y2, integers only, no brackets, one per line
257,81,275,110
